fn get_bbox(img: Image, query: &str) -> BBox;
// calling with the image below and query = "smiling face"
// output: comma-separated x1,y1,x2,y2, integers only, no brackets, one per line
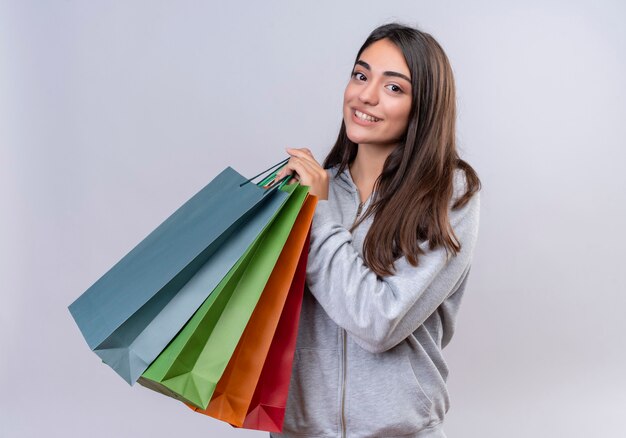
343,38,413,148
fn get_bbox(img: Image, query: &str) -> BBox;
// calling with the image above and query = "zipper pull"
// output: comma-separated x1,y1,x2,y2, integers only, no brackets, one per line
351,201,364,229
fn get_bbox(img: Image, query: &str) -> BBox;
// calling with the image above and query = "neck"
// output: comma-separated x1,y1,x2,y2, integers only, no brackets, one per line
349,142,396,200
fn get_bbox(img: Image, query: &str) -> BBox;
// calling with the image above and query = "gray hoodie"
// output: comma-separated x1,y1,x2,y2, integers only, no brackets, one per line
271,164,481,438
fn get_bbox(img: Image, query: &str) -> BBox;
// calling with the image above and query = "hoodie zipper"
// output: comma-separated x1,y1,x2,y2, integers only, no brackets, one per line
340,188,364,438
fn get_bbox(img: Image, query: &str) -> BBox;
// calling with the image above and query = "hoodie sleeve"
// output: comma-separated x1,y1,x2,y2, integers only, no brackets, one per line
305,180,480,354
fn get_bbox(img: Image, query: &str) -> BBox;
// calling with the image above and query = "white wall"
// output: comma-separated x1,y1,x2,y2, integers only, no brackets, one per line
2,1,625,436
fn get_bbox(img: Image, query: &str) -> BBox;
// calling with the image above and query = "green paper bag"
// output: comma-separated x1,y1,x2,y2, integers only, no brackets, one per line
138,182,309,409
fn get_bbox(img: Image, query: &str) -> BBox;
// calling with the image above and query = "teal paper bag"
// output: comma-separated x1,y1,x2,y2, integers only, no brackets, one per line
68,165,291,384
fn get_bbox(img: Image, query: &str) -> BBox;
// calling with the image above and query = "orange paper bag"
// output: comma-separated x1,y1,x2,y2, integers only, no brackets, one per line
239,229,309,432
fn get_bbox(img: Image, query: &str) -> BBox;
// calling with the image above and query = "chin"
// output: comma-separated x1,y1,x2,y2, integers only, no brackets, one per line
343,124,368,144
344,126,379,145
345,130,369,145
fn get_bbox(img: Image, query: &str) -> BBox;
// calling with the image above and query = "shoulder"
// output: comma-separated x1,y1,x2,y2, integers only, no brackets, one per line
326,164,341,178
452,168,469,200
449,168,480,224
325,164,345,192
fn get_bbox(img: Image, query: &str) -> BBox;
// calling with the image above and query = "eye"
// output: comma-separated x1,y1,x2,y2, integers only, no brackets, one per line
386,84,403,94
352,71,367,81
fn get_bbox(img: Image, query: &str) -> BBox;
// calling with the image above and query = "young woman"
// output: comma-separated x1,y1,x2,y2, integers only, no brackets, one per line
272,22,481,438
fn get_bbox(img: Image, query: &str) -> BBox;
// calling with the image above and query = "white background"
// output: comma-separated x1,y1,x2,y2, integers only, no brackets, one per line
2,1,625,437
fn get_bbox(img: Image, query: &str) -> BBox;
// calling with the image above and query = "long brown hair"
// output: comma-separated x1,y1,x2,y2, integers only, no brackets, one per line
324,22,481,277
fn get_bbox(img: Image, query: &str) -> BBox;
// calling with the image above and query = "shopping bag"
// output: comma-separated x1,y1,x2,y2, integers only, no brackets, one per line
190,195,316,426
68,161,292,384
238,231,309,432
138,183,309,409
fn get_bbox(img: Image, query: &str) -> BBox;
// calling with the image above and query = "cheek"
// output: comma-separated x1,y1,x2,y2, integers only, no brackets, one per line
342,88,350,113
343,84,357,106
343,86,359,119
389,100,412,130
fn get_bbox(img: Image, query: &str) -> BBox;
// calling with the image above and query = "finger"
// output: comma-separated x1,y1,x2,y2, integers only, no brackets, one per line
281,157,312,183
297,147,313,156
286,152,327,183
274,158,308,182
294,156,316,175
286,147,313,159
270,173,295,189
286,148,321,169
274,160,296,180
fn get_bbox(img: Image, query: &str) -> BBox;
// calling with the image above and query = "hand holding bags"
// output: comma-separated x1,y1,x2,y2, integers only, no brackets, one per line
69,159,315,433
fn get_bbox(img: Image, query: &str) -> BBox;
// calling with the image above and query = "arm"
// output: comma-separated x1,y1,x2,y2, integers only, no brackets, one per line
306,184,481,354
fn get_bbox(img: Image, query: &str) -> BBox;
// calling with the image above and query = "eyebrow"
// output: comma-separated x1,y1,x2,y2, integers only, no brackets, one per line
355,60,411,83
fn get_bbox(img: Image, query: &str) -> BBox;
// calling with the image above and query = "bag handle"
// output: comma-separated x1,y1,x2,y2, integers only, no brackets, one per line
239,157,292,195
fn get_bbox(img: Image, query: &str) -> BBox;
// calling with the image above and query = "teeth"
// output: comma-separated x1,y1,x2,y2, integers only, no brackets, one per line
355,110,380,122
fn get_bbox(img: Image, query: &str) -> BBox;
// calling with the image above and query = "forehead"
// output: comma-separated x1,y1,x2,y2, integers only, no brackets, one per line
357,38,410,76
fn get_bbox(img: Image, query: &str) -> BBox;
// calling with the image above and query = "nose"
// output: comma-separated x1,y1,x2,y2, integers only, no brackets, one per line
358,82,379,106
